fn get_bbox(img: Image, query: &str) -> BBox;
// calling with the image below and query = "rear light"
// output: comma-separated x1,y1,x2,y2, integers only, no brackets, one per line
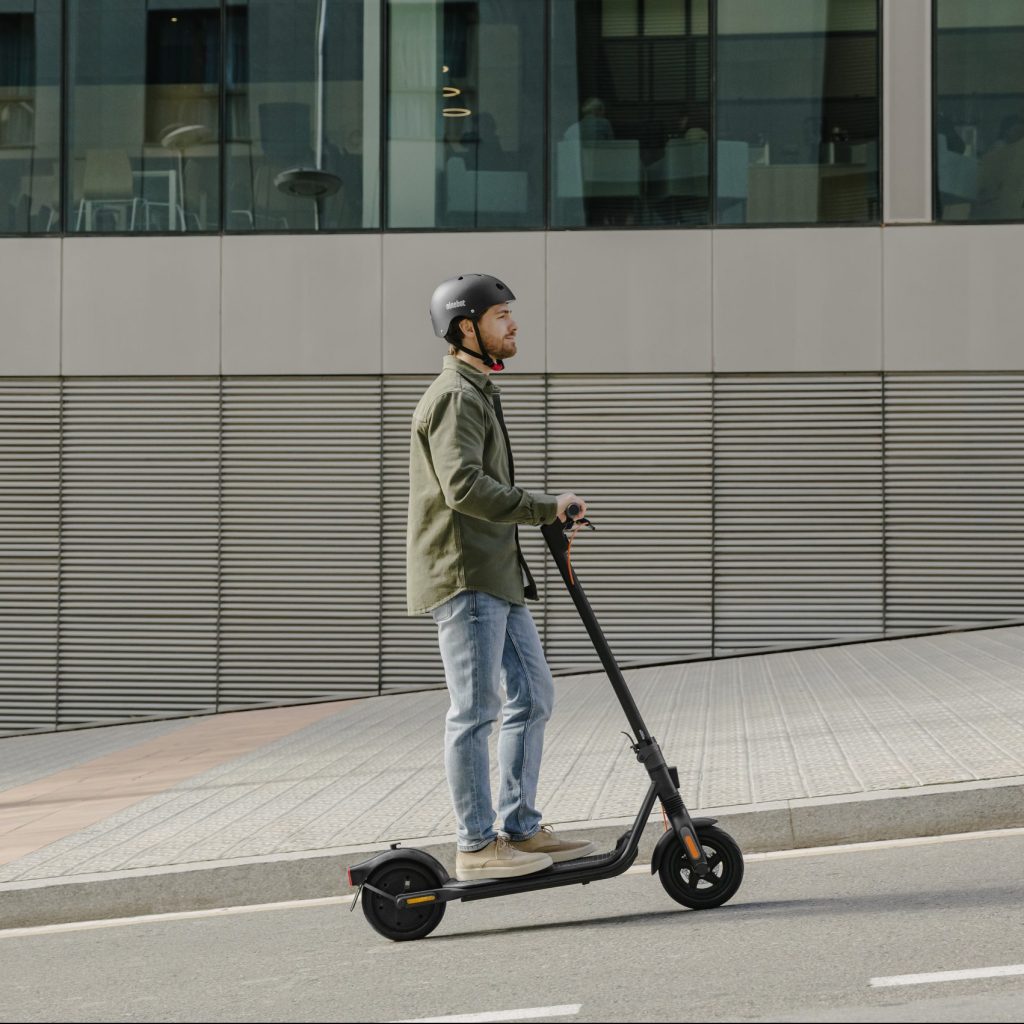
346,867,353,887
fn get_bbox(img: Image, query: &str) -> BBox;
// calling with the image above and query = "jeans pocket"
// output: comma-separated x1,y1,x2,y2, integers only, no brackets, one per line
431,599,455,624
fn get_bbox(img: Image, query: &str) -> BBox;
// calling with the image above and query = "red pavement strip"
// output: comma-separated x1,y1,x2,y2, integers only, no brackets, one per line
0,702,352,868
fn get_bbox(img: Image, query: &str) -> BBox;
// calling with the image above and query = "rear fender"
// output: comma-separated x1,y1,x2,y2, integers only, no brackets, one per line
346,847,449,888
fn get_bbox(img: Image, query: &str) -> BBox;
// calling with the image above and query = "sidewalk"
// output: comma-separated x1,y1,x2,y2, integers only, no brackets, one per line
2,625,1024,928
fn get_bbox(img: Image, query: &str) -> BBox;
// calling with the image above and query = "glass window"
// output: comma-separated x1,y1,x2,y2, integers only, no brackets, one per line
387,0,544,230
66,0,221,233
226,0,379,231
550,0,711,228
716,0,879,225
0,1,60,234
936,1,1024,222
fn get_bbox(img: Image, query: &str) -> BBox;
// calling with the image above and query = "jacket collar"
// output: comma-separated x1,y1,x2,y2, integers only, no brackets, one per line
443,355,499,396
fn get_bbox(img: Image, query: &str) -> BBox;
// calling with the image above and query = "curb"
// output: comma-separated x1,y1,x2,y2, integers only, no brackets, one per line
2,775,1022,930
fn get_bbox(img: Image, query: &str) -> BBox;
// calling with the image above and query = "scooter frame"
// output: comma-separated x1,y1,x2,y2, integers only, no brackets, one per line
348,509,737,923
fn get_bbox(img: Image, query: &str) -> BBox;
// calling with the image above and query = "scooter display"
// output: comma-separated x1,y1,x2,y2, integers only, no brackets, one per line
347,505,744,941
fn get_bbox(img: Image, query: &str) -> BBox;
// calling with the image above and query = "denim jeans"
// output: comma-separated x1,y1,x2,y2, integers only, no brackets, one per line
432,590,555,852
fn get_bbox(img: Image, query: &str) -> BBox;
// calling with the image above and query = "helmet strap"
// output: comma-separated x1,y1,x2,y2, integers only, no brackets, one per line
472,320,505,372
450,320,504,372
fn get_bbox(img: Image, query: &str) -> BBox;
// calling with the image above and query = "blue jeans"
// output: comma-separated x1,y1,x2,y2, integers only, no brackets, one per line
432,590,555,852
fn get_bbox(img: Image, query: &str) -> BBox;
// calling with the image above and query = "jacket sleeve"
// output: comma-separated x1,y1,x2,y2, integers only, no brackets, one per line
426,389,559,526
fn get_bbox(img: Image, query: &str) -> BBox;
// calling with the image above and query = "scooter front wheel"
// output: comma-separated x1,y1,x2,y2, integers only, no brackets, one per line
658,825,744,910
361,858,446,941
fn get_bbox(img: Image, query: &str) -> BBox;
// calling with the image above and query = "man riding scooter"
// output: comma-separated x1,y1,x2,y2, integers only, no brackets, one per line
406,273,597,881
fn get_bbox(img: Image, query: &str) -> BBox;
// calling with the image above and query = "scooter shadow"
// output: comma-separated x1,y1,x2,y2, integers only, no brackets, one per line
427,884,1023,941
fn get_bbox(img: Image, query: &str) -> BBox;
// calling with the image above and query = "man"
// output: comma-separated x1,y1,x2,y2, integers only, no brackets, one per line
407,273,597,881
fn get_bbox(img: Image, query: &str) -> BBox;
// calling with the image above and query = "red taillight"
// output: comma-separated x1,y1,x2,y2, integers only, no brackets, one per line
346,868,354,887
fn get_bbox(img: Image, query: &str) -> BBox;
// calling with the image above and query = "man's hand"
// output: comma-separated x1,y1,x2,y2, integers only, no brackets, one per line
556,493,587,522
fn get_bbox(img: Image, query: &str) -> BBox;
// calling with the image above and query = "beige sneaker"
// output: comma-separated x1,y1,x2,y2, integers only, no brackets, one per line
455,837,553,881
509,825,597,863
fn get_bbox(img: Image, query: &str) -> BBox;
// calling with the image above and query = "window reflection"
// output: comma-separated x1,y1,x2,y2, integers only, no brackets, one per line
936,1,1024,222
388,0,544,230
551,0,711,227
225,0,379,231
715,0,879,225
0,1,60,234
67,1,221,233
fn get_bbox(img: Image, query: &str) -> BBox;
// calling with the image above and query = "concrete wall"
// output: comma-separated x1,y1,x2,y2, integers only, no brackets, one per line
4,223,1024,377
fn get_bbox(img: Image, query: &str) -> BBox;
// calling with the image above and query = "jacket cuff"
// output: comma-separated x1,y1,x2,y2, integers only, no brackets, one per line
531,493,560,525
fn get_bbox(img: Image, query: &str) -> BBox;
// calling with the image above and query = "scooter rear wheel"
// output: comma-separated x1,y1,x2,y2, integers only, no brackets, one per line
361,859,446,941
658,825,744,910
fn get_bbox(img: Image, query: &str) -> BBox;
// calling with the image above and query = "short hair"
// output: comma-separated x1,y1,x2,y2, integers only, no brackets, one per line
444,318,468,348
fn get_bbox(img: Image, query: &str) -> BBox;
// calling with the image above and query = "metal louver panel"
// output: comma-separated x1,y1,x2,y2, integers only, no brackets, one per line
381,376,443,692
714,375,883,654
885,373,1024,631
59,379,219,724
545,376,712,671
0,380,60,735
220,378,381,707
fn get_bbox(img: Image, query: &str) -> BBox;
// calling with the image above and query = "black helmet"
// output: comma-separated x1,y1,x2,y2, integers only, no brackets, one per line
429,273,516,371
430,273,516,338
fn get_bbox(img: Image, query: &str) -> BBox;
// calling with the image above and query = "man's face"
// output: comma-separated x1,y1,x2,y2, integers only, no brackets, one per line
464,302,518,362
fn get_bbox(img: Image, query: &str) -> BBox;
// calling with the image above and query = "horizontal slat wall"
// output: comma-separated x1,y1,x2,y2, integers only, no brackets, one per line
714,376,884,654
5,370,1024,735
219,379,381,707
545,376,713,671
380,376,443,692
885,374,1024,630
0,381,60,735
59,380,220,724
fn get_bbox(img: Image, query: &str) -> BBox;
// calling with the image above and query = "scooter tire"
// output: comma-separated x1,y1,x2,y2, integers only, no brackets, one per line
361,858,446,941
658,825,744,910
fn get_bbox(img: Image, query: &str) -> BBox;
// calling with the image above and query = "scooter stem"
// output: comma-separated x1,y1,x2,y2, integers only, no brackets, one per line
540,514,710,878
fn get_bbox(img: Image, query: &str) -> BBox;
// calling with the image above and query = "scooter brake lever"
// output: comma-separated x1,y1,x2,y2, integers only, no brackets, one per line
564,516,595,534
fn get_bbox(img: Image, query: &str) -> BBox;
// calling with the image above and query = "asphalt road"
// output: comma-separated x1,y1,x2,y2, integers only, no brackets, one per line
1,831,1023,1023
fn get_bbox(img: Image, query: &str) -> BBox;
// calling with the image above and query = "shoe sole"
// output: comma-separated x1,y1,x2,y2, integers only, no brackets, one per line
545,841,598,863
455,856,553,882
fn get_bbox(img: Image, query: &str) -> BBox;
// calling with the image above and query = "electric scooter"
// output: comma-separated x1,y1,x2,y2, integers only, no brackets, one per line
347,505,744,941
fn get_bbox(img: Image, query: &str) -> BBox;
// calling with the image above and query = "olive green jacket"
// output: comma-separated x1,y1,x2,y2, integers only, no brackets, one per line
406,356,559,615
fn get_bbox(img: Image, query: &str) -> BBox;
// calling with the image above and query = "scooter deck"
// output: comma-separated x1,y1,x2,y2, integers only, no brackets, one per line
428,835,638,904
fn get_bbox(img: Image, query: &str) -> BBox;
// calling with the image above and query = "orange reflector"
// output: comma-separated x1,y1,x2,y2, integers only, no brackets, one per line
406,895,436,905
683,833,701,860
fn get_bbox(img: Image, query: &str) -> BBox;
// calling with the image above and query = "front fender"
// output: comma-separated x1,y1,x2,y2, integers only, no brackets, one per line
346,847,449,888
649,818,719,875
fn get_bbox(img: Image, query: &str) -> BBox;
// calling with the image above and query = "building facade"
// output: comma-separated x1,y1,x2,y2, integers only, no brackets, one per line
2,0,1023,735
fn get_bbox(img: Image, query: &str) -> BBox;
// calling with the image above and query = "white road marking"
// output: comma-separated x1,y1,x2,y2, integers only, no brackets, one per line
871,964,1024,988
3,825,1021,939
0,894,354,939
390,1005,581,1023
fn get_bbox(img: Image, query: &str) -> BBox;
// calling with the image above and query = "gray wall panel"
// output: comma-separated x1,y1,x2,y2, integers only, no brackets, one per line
545,376,713,671
58,379,220,724
219,378,381,707
380,376,443,692
0,381,60,734
885,373,1024,629
714,376,885,654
